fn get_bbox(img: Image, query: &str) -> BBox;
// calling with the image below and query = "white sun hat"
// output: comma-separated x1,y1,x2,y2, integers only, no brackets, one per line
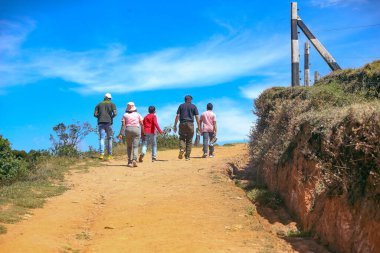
105,93,112,99
127,102,137,111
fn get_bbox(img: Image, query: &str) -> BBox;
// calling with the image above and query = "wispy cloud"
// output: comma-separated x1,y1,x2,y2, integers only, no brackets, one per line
0,19,35,55
311,0,368,8
0,20,288,94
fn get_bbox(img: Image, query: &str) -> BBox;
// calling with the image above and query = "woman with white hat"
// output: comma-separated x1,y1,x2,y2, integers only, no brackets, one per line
118,102,144,167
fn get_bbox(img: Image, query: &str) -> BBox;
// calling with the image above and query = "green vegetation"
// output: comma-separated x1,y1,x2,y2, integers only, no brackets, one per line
0,122,100,234
235,179,283,210
250,60,380,205
0,224,6,234
285,229,312,238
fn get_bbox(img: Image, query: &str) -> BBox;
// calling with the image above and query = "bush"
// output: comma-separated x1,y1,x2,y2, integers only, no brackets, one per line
0,135,28,184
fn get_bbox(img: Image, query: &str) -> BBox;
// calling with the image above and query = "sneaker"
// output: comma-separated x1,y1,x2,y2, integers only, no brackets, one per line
127,163,133,167
107,155,113,160
139,154,144,163
202,153,208,158
132,160,138,167
152,158,157,162
99,154,104,160
178,150,184,159
185,157,190,161
209,154,214,158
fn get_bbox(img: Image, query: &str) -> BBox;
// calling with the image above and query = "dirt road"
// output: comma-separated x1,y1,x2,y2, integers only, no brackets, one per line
0,144,328,253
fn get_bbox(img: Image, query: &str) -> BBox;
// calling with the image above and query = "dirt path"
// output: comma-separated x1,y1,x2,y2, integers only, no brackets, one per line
0,144,328,253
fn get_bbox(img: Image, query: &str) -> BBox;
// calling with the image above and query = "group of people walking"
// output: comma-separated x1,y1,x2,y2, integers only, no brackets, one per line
94,93,217,167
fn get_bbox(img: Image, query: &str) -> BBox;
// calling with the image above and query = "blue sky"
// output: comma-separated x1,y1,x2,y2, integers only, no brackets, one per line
1,0,379,151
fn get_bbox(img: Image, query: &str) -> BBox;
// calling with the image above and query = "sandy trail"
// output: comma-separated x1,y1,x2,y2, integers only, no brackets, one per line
0,144,327,253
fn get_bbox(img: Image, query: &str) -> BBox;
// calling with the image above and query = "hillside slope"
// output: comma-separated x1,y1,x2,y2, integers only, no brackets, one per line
249,61,380,253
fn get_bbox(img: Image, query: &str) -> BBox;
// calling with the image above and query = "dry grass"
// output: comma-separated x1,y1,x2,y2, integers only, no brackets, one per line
249,60,380,205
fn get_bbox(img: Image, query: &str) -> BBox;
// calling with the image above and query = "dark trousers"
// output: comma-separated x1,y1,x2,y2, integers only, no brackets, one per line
179,122,194,158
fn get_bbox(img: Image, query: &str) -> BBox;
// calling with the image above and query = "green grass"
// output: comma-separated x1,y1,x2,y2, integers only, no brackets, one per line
0,156,99,233
246,188,283,210
285,229,312,238
0,224,6,234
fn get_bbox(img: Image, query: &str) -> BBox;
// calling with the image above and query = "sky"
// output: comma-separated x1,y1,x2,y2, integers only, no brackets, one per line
1,0,379,151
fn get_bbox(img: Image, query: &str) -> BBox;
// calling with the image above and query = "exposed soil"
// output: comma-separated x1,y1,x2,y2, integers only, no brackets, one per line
0,144,329,253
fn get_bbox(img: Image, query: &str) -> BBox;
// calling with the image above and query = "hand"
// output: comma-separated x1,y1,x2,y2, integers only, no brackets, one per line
118,134,123,140
173,125,177,133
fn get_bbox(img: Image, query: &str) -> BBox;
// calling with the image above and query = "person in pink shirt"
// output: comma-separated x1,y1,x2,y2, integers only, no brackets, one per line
139,106,163,162
118,102,144,167
200,103,217,158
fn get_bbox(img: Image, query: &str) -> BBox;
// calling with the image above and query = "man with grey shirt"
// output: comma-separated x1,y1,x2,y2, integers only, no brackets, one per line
94,93,117,160
173,95,201,161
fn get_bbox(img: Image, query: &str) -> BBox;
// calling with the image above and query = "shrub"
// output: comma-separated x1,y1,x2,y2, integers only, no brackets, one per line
0,135,28,184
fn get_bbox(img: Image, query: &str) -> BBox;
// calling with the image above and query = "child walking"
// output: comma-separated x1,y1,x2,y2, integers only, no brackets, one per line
200,103,217,158
139,106,163,162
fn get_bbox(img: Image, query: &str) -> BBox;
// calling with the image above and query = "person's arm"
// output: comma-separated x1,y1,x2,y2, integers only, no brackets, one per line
154,115,163,134
173,105,181,133
199,114,204,133
195,115,201,133
139,115,144,138
112,103,117,118
118,118,125,140
213,121,217,135
173,114,179,133
94,105,99,118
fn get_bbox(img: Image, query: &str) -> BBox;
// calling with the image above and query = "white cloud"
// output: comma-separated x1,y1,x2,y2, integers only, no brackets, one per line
311,0,368,8
0,20,288,94
0,19,35,55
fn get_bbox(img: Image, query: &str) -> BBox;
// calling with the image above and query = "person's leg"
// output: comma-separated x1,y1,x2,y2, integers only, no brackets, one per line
131,127,140,165
125,128,133,164
185,123,194,159
209,132,215,156
98,124,105,158
151,134,157,160
178,123,186,159
202,132,209,157
106,124,113,156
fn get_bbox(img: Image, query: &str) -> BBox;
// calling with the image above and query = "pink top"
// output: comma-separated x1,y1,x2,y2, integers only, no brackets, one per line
200,110,216,133
122,112,143,127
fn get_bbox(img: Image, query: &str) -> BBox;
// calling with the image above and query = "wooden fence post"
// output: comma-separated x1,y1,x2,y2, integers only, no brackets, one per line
304,41,310,86
291,2,300,86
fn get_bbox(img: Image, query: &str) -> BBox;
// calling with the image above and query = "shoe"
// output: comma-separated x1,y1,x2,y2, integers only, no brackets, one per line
107,155,113,160
99,154,104,160
209,154,214,158
178,150,184,159
202,153,207,158
132,160,138,167
152,158,157,162
185,157,190,161
127,163,133,167
139,154,144,163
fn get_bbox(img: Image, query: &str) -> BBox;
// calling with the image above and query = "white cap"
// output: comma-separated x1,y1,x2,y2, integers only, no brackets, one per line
105,93,112,99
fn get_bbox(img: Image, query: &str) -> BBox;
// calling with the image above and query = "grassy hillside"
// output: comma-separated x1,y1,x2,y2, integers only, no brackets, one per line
249,60,380,204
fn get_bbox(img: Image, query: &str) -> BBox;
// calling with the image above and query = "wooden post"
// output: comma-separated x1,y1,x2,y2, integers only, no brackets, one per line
314,71,319,84
291,2,300,86
297,18,341,71
304,41,310,86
